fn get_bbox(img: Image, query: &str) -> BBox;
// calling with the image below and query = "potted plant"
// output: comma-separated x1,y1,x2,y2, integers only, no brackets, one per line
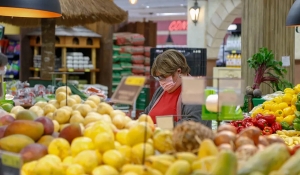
243,47,293,109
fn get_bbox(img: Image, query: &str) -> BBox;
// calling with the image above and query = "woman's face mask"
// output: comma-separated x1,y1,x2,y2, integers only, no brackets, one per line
159,75,176,92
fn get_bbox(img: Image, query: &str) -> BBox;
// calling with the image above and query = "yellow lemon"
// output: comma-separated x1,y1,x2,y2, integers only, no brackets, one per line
131,143,154,164
92,165,119,175
102,150,126,170
116,129,129,145
48,138,70,160
117,145,132,163
94,133,115,153
71,137,95,157
21,161,37,175
66,164,85,175
73,150,99,174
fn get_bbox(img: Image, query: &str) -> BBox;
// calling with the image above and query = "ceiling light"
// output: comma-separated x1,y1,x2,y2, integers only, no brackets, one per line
156,13,186,16
189,0,200,26
286,0,300,26
129,0,138,5
0,0,61,18
146,6,150,8
228,24,237,31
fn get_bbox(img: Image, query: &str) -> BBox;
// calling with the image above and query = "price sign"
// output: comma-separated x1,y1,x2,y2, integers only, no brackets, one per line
68,69,74,72
84,69,90,72
232,50,236,54
111,76,146,105
156,115,174,130
181,76,206,105
0,151,22,175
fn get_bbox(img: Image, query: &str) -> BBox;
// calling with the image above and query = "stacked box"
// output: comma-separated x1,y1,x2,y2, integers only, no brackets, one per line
33,55,61,70
136,87,150,110
66,52,93,70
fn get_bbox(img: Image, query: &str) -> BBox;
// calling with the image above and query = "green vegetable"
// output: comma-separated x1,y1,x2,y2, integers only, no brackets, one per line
297,93,300,101
295,111,300,118
296,101,300,111
294,123,300,131
294,118,300,124
289,125,294,130
281,121,290,130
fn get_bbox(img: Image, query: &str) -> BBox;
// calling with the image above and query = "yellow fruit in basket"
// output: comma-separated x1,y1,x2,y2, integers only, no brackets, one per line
48,100,60,109
29,106,45,117
283,107,294,116
53,108,71,124
131,143,155,164
63,156,73,165
73,150,99,174
70,95,81,104
76,104,92,117
125,120,139,129
56,86,72,95
124,116,132,124
60,98,77,108
97,102,114,115
71,137,95,156
153,130,174,153
85,100,97,108
273,96,282,104
126,122,153,146
83,114,102,126
262,103,272,111
34,156,65,175
284,88,295,95
103,150,126,170
22,160,37,175
66,164,85,175
282,94,293,105
271,104,279,112
35,101,48,108
101,114,112,123
70,114,84,124
87,95,101,105
94,132,115,153
52,120,60,132
112,114,126,129
283,115,296,125
84,121,114,140
278,102,289,110
291,96,297,106
117,145,132,163
48,138,71,159
56,92,67,103
110,110,126,119
92,165,119,175
43,104,57,115
10,106,24,115
116,129,129,145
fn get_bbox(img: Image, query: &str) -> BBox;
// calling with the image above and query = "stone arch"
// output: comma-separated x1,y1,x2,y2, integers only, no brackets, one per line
206,0,243,58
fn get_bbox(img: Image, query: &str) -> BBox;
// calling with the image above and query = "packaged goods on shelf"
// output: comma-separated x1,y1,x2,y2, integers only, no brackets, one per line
114,32,145,46
112,64,122,71
132,64,145,74
65,52,93,70
131,55,145,64
144,46,151,57
145,66,150,76
118,53,132,62
144,57,150,66
120,46,144,55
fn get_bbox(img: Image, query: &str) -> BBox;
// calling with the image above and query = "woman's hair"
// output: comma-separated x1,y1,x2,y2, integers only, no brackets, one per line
151,49,190,76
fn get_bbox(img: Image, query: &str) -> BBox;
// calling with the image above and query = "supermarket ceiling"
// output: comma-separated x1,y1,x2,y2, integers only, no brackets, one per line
113,0,188,21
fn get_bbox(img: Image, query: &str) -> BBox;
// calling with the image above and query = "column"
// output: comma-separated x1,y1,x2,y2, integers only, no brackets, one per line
241,0,295,94
187,0,207,48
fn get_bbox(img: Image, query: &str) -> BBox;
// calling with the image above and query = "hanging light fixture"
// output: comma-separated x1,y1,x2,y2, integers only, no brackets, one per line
286,0,300,27
0,0,61,18
165,31,174,45
129,0,138,5
189,0,200,26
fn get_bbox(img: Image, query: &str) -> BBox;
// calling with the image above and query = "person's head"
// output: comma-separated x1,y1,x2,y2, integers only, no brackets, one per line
151,49,190,93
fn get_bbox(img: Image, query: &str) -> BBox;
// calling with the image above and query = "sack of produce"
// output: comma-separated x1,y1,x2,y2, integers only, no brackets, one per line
120,46,144,55
131,55,145,64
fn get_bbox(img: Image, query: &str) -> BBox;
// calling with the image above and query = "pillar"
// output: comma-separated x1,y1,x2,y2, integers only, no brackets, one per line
187,0,207,48
241,0,295,94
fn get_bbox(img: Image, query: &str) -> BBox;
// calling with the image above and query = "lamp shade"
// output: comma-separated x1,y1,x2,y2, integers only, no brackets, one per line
286,0,300,27
189,1,200,25
0,0,61,18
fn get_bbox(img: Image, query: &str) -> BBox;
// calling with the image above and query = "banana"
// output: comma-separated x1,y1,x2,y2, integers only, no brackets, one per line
197,139,219,159
165,160,191,175
192,156,217,172
147,154,175,162
145,158,173,174
175,152,197,164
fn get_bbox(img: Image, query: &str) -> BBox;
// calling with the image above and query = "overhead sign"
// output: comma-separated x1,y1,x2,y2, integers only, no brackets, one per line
168,20,187,31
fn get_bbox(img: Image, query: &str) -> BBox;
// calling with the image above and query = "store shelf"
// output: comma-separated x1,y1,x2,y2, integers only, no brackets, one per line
30,67,100,73
225,50,241,54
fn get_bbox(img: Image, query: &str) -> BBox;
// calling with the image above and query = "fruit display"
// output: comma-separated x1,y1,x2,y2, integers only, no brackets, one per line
230,114,282,135
273,130,300,149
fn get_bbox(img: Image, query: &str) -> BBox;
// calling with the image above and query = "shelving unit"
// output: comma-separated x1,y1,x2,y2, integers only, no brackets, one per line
27,26,101,84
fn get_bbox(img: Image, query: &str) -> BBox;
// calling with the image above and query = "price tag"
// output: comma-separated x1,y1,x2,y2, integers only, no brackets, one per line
68,69,74,72
0,151,22,175
34,68,39,71
282,56,290,67
84,69,90,72
156,115,174,130
181,76,206,105
125,76,146,86
218,78,244,107
232,50,236,53
111,76,146,105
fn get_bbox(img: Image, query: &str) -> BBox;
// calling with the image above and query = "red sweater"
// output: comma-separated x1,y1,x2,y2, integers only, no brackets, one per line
148,86,181,124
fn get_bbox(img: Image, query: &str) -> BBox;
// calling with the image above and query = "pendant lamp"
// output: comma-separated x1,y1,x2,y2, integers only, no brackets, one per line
165,31,174,45
286,0,300,26
0,0,61,18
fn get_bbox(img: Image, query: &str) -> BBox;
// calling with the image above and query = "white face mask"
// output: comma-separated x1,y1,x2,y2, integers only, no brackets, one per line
0,66,6,75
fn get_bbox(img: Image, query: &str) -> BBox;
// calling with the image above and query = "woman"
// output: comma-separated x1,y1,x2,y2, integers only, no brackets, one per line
143,49,211,128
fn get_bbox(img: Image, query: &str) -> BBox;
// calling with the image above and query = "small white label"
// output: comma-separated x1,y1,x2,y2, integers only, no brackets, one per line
182,76,205,105
282,56,290,67
156,116,174,130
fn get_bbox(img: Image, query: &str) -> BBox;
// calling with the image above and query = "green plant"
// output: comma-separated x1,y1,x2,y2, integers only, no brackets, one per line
247,47,293,92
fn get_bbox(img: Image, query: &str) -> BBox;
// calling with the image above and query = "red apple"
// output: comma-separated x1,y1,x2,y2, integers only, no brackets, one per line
0,115,15,126
0,125,7,139
35,117,54,135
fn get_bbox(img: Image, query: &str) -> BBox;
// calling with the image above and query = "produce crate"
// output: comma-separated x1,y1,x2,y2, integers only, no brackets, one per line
252,98,266,107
